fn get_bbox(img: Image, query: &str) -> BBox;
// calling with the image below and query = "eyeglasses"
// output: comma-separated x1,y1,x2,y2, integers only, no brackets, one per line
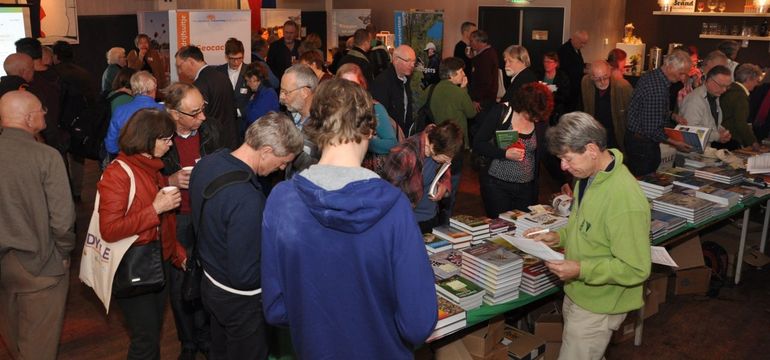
159,136,174,144
396,55,416,65
175,101,207,117
227,56,244,61
709,77,731,89
279,86,309,96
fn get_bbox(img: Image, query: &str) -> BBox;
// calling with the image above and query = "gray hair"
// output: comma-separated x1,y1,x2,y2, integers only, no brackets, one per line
546,111,607,155
106,47,125,64
717,40,739,58
663,49,692,71
503,45,531,67
706,65,731,80
244,112,304,157
284,64,319,90
734,63,762,84
129,71,157,95
703,50,728,67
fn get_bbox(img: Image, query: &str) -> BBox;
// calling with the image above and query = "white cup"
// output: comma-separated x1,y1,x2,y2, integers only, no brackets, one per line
162,186,178,193
182,166,194,172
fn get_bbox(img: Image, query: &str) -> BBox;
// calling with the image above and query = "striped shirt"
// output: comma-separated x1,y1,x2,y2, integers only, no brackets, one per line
626,68,671,143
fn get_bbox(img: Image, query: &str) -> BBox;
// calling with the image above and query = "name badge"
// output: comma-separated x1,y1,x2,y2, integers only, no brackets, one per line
239,87,248,94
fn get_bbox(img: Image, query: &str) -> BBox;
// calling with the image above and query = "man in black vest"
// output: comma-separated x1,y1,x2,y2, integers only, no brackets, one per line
557,30,589,112
215,38,251,142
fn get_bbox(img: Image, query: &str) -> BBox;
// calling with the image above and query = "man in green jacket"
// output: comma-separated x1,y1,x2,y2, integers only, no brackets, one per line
720,63,762,150
528,111,651,360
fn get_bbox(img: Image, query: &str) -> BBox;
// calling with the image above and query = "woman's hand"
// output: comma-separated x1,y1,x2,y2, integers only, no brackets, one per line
505,147,525,161
152,188,181,214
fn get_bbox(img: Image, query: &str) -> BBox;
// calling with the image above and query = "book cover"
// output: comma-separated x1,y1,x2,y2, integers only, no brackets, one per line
450,215,491,231
436,295,466,329
435,275,484,300
638,172,674,189
462,242,523,271
430,249,463,279
424,233,451,251
432,225,472,242
495,130,519,149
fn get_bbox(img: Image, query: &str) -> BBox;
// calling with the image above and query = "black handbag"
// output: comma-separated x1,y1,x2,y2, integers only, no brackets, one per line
181,170,254,302
112,240,165,298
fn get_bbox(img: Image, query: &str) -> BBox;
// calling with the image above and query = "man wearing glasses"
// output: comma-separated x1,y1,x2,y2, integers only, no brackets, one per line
371,45,417,135
679,65,733,146
216,38,251,143
104,71,164,160
580,60,633,152
279,64,320,178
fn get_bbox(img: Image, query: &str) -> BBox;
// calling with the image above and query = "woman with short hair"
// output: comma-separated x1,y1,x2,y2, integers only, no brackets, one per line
243,61,280,133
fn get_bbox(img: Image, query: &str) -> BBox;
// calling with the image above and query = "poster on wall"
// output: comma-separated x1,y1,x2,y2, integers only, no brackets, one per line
260,8,301,42
330,9,371,50
0,8,31,77
394,10,444,98
671,0,696,13
615,43,645,76
169,10,252,82
39,0,78,44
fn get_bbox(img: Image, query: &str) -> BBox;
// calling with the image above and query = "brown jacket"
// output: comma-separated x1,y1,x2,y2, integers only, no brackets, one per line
127,48,169,90
581,75,633,151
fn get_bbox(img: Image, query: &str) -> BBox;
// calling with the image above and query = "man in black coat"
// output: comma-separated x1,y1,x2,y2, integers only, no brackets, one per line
501,45,538,104
215,38,251,141
371,45,416,135
175,45,238,149
453,21,476,81
557,30,588,112
338,28,374,85
749,82,770,141
267,20,300,80
0,53,33,97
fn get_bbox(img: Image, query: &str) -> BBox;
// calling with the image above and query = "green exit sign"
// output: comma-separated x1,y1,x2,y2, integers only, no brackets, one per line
510,0,531,3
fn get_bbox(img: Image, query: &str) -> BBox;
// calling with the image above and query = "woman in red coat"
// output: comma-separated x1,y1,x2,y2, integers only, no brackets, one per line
98,108,186,360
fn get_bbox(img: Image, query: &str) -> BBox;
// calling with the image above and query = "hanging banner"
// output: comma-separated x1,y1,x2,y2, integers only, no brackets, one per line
330,9,371,50
39,0,78,44
169,10,252,82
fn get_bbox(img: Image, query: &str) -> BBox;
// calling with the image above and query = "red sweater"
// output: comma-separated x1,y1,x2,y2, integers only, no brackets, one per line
98,153,186,268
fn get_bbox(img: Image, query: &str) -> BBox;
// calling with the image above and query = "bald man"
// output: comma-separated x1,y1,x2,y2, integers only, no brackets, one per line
371,44,417,134
0,90,75,360
581,60,633,152
558,30,589,111
0,53,34,96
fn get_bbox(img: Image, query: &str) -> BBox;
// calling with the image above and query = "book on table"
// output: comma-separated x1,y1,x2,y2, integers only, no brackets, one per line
450,215,491,232
461,242,523,272
428,162,451,198
695,185,740,207
495,130,519,149
430,249,463,280
435,295,466,329
432,225,473,243
435,275,486,304
665,125,711,153
424,233,452,253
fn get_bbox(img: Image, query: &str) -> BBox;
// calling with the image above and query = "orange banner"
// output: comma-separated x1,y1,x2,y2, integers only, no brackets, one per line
176,11,190,49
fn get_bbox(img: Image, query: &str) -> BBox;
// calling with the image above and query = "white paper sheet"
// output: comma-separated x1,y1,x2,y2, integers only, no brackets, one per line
500,234,564,261
651,246,679,267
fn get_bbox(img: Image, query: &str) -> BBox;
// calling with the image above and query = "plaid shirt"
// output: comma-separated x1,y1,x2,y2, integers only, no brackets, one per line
626,68,670,143
382,125,452,208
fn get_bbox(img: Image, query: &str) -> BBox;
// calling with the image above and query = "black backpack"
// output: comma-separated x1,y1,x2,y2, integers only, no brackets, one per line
702,240,729,297
411,84,437,136
67,91,122,160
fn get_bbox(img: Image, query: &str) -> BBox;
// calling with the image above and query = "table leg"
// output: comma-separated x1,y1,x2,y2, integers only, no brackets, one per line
634,308,644,346
761,199,770,253
736,208,750,285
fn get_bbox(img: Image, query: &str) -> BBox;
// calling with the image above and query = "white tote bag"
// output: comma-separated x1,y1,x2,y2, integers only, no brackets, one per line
79,160,140,313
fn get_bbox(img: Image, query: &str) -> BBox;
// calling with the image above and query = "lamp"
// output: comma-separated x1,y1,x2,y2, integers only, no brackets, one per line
659,0,673,12
756,0,768,13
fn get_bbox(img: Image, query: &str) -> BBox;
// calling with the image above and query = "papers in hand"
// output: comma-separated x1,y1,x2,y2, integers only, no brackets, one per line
650,246,679,267
429,162,451,198
500,233,564,261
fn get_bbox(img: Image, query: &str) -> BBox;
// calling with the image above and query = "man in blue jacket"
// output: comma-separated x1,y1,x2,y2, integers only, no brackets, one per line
104,71,163,158
262,79,438,359
189,113,302,359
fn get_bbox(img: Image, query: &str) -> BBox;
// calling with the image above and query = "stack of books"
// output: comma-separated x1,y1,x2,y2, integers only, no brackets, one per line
432,225,473,249
511,212,569,236
430,249,462,280
651,210,687,239
694,165,745,185
652,192,714,223
746,152,770,174
682,154,719,168
711,183,756,203
695,184,741,207
672,176,711,191
460,242,523,305
426,295,467,342
638,172,674,199
488,218,515,236
520,261,560,296
650,219,667,241
498,209,528,223
435,275,486,310
424,233,452,254
450,215,491,243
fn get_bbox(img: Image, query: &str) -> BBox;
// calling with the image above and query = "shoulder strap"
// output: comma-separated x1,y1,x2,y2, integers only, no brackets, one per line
114,160,136,214
499,102,513,126
427,83,437,103
193,170,255,247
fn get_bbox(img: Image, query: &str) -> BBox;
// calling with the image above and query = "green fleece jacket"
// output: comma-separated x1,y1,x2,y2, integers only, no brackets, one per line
557,149,651,314
426,79,478,146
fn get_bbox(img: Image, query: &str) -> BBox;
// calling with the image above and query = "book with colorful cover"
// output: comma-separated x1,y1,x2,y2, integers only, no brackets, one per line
435,295,466,329
450,215,491,232
424,233,452,253
461,242,523,271
495,130,519,149
665,127,705,153
638,172,674,190
435,275,485,302
498,209,528,223
432,225,472,243
430,249,463,280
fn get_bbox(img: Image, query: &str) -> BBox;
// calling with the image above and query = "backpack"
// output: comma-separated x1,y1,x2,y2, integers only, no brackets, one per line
411,84,437,136
702,240,729,297
67,91,123,161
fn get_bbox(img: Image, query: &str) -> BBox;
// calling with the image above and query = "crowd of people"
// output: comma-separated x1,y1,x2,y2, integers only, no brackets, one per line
0,16,764,360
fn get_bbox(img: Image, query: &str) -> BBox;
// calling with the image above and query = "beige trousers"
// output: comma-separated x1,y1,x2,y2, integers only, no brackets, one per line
0,251,69,360
558,296,627,360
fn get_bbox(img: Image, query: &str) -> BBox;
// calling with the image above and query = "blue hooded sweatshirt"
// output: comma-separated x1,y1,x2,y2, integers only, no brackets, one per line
261,165,438,359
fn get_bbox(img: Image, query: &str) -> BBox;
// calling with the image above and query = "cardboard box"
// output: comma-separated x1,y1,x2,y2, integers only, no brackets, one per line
534,314,563,343
470,343,508,360
673,266,711,295
502,326,546,360
647,272,668,305
610,314,637,344
641,286,659,320
436,338,474,360
668,235,705,270
463,317,505,357
544,342,561,360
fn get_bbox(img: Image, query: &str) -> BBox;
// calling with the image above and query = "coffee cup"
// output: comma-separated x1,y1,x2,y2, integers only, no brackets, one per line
162,186,178,193
182,166,194,172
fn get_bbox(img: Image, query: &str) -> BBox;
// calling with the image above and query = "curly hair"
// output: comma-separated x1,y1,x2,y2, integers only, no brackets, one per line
244,62,269,82
427,121,463,158
304,78,376,150
509,82,554,123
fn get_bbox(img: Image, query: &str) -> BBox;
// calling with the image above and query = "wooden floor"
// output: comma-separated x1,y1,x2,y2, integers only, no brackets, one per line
1,157,769,359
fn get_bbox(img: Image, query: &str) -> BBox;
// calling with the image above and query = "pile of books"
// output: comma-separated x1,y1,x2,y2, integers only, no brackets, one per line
427,295,467,342
460,242,523,305
424,233,452,254
509,211,569,236
520,261,560,296
488,218,515,236
450,215,492,243
430,249,462,280
695,184,740,207
672,176,711,191
650,210,687,240
694,165,744,185
432,225,473,249
435,275,486,310
652,192,714,223
711,183,756,203
682,154,719,168
638,172,674,199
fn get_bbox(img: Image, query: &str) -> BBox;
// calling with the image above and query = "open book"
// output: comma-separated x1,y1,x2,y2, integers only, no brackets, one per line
665,125,711,153
429,162,451,198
